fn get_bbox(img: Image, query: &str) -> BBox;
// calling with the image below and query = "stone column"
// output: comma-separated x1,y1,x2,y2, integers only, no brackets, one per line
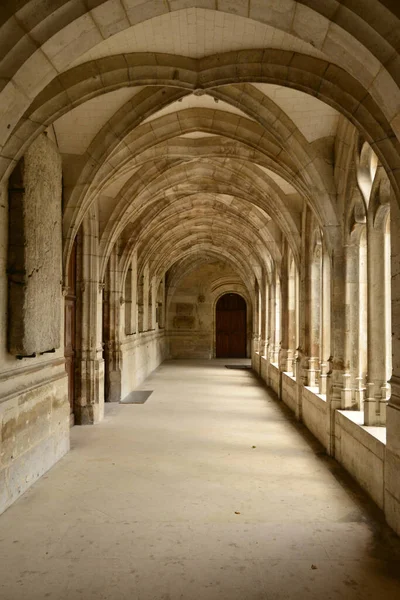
251,282,261,372
102,246,122,403
142,266,149,332
296,207,308,387
274,274,281,364
124,252,137,336
151,276,157,331
252,281,261,355
137,273,144,332
341,226,368,408
259,270,269,358
158,276,166,329
301,208,321,387
268,278,277,364
280,246,296,374
124,267,133,336
325,233,346,455
365,210,390,425
307,240,322,387
74,217,104,424
319,247,331,395
131,252,138,333
385,194,400,536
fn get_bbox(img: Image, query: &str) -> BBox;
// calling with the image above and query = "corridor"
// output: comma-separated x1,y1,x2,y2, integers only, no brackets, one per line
0,360,400,600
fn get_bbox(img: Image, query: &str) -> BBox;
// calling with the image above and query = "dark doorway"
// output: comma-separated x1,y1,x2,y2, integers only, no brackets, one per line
64,239,77,423
216,293,247,358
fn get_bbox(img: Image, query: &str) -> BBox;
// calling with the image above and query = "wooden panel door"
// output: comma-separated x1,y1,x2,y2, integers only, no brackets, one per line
216,293,246,358
64,240,77,418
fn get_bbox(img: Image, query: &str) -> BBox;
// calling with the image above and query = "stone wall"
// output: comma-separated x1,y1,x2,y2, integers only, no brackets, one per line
254,353,388,523
335,411,385,509
120,330,167,400
0,136,69,515
301,387,329,449
167,261,251,359
0,376,69,514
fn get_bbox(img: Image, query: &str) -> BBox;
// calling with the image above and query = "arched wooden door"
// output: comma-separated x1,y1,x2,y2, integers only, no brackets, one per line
216,293,247,358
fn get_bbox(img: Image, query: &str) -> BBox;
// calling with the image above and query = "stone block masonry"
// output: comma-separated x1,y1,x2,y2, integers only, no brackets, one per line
7,134,62,356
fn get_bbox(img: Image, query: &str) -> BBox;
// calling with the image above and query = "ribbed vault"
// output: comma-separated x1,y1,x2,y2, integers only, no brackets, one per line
3,0,400,545
2,0,400,376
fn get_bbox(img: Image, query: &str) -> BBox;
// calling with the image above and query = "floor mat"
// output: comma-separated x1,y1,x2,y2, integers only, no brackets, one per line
225,365,252,370
120,390,153,404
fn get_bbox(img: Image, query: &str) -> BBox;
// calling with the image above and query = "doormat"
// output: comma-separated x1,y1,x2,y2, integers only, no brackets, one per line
120,390,153,404
225,365,252,370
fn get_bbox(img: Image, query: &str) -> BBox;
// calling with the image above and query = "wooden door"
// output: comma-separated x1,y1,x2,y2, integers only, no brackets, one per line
216,293,247,358
64,240,77,419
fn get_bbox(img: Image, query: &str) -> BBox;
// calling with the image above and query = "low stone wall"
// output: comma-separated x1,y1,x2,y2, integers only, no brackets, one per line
281,372,297,413
268,363,280,396
256,358,388,515
335,410,385,509
301,387,329,449
260,355,268,381
252,351,261,374
120,330,167,400
0,371,69,515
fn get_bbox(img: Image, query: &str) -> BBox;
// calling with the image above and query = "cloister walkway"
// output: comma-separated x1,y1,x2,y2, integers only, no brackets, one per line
1,359,400,599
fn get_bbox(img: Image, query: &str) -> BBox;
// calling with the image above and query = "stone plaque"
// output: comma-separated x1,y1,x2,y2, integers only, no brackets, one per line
7,134,62,356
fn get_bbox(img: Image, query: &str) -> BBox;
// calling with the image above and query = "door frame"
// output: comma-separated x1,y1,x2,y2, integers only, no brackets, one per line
213,291,251,358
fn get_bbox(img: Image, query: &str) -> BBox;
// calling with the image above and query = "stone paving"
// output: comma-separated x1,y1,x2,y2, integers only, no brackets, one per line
0,359,399,600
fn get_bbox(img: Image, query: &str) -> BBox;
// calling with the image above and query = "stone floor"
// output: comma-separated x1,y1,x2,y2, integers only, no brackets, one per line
1,359,400,600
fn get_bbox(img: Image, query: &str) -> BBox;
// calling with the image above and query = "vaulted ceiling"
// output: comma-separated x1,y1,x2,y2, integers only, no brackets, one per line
1,1,400,290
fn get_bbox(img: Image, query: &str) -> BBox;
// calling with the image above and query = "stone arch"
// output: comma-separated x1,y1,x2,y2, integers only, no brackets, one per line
212,288,252,359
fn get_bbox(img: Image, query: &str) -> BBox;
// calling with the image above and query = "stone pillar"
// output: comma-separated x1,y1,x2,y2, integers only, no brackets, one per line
307,240,322,387
342,227,368,408
385,194,400,535
103,247,122,403
252,282,261,355
280,246,296,374
296,207,308,387
326,236,346,455
158,275,165,329
137,273,144,332
124,267,133,336
268,279,277,364
124,252,137,336
301,208,320,387
260,271,269,357
142,266,149,332
319,247,331,395
251,282,261,372
74,218,104,424
151,276,157,331
365,212,390,425
131,252,138,333
274,274,281,364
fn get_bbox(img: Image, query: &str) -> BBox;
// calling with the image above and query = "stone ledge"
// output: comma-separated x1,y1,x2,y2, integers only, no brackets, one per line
303,386,327,411
0,367,67,405
337,410,386,448
305,385,327,402
335,410,385,509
